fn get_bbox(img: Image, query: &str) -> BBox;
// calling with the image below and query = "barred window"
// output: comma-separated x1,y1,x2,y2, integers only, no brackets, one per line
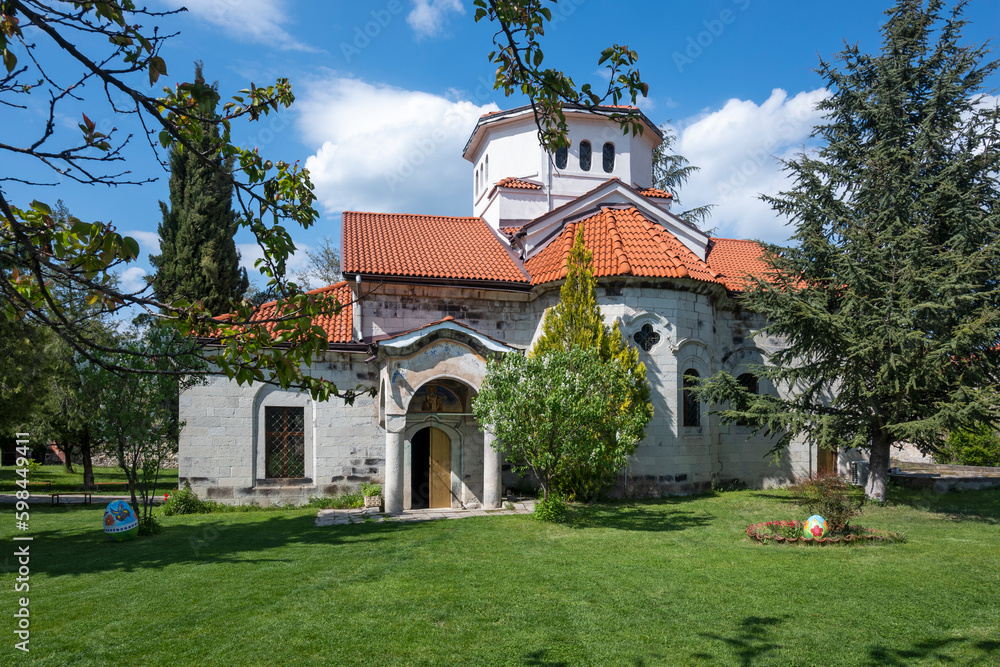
265,406,305,478
579,141,592,171
602,142,615,172
555,145,568,169
683,369,701,428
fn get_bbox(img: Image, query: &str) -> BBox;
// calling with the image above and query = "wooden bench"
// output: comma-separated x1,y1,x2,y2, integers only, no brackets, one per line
27,481,52,491
50,492,93,506
94,482,132,493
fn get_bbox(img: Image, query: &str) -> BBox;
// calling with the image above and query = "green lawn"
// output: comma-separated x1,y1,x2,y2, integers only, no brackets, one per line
2,487,998,665
0,465,178,494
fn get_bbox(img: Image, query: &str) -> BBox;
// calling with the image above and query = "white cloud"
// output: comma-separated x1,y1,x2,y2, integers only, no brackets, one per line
407,0,465,39
158,0,318,52
119,267,149,294
672,88,830,244
298,77,498,216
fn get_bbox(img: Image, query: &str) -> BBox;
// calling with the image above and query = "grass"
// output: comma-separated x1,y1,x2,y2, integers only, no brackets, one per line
0,465,178,494
2,486,999,665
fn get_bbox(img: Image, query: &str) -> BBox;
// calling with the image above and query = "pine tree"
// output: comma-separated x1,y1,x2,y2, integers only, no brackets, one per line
532,225,653,498
696,0,1000,501
150,64,248,315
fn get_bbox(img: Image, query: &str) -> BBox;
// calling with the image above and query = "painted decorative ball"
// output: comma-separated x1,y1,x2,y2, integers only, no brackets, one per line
103,500,138,542
803,515,828,539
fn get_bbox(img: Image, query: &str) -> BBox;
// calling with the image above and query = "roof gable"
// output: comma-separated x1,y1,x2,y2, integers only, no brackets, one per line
525,207,723,287
518,178,710,262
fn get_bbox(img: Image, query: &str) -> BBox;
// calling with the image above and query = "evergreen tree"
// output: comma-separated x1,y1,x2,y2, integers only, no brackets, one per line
150,64,248,315
696,0,1000,501
532,226,653,498
652,124,713,227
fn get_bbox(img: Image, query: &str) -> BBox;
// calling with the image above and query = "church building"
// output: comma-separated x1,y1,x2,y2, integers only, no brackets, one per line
178,105,857,511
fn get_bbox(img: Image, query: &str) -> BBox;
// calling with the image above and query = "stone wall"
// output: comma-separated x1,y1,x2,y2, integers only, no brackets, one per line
180,276,856,504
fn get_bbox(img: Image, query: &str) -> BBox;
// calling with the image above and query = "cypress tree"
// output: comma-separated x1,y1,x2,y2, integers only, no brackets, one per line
150,64,248,315
533,225,653,498
696,0,1000,501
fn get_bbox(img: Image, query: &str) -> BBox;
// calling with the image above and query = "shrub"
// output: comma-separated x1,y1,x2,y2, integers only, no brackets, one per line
160,481,213,516
306,493,364,510
359,483,382,497
934,424,1000,467
533,494,569,523
138,514,162,535
787,474,863,533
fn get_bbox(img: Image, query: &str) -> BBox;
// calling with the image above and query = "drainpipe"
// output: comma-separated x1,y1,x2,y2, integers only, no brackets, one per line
355,274,363,342
546,152,552,211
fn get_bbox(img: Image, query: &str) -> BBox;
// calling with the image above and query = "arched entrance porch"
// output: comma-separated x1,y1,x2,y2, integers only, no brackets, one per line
377,319,514,514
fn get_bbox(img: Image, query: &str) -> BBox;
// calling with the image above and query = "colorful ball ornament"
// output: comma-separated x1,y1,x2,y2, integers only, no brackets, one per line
103,500,138,542
803,515,828,539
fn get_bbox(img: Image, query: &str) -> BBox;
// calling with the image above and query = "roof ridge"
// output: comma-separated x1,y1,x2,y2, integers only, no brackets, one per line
605,208,633,276
559,221,577,281
343,211,481,221
639,214,689,277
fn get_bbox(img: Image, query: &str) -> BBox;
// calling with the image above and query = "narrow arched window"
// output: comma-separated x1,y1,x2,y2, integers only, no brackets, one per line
736,373,758,427
602,142,615,173
485,155,489,183
683,369,701,428
579,141,592,171
555,145,568,169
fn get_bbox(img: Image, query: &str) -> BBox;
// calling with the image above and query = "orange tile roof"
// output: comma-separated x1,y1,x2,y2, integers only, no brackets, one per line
244,281,354,343
524,207,723,286
342,211,529,283
705,238,770,292
494,176,542,190
636,187,674,199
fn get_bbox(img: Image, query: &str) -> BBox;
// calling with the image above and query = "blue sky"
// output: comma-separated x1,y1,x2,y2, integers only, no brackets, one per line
4,0,998,294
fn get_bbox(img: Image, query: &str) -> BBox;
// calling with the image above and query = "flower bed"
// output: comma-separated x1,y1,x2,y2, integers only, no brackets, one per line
747,520,905,545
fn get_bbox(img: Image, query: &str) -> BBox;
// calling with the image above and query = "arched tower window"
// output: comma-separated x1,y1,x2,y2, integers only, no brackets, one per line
485,155,489,184
555,145,568,169
602,142,615,173
683,369,701,427
579,141,592,171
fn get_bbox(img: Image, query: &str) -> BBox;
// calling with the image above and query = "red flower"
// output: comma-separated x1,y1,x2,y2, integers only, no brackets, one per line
811,525,824,537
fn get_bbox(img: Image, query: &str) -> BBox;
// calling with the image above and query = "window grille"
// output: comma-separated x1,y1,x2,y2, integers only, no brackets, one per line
555,145,568,169
633,323,660,352
603,142,615,172
579,141,592,171
265,406,305,478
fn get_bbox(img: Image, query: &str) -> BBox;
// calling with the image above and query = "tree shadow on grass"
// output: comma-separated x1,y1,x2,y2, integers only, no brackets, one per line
692,615,787,666
887,486,1000,525
5,507,423,578
569,497,714,532
867,636,1000,666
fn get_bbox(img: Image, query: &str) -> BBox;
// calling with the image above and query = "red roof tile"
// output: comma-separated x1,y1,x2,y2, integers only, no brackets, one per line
221,281,354,344
525,207,723,286
494,176,542,191
705,238,770,292
636,187,674,200
342,211,529,283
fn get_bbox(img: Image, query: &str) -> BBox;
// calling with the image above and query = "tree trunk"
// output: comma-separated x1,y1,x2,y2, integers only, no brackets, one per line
80,426,95,490
865,434,892,501
60,443,74,473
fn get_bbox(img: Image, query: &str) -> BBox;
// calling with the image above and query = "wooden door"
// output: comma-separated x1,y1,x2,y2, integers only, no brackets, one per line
429,427,451,508
817,447,836,475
